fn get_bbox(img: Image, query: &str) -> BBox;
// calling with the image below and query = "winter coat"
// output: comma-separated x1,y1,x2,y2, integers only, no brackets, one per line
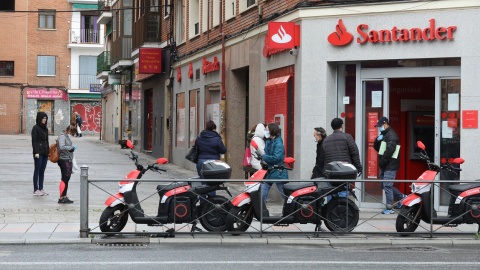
319,130,362,174
31,112,49,155
75,114,83,125
250,123,266,170
57,131,75,161
196,130,227,160
263,136,288,180
311,140,324,179
373,127,400,171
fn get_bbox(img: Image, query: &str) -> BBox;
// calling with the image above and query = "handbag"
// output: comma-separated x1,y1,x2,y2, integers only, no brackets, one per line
185,143,199,164
243,147,252,167
77,125,82,135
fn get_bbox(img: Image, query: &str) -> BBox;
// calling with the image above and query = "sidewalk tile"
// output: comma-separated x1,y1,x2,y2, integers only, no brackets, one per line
27,223,58,233
0,223,32,232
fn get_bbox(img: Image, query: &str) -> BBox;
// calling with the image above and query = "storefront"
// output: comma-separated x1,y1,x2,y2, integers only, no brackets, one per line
69,92,102,136
298,6,479,210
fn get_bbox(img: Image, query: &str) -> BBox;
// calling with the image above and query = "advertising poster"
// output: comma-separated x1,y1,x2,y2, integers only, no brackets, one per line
206,103,220,129
190,107,196,144
368,112,378,142
367,147,378,179
176,108,185,142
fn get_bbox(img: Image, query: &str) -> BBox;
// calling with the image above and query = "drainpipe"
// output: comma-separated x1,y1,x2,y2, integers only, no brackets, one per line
220,0,226,160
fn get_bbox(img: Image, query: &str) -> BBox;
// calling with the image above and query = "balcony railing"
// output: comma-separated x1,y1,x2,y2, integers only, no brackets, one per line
132,13,161,50
111,37,132,65
69,74,102,89
97,51,111,75
98,0,112,10
69,28,101,44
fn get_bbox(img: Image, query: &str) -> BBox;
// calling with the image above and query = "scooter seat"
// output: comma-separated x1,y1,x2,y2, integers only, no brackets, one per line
449,183,480,193
283,182,316,197
156,182,189,192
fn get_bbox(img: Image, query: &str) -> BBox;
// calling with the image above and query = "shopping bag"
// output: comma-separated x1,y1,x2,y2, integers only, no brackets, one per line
72,156,79,174
243,147,252,167
77,125,82,135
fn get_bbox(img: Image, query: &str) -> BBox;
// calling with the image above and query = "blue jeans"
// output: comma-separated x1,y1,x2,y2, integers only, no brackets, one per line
325,182,349,203
262,182,286,203
380,170,404,207
33,154,48,191
196,159,215,202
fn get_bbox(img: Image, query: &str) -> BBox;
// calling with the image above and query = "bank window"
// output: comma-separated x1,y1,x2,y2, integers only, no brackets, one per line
38,10,55,29
0,0,15,11
189,89,200,147
0,61,14,76
205,83,221,134
176,92,186,148
37,56,55,76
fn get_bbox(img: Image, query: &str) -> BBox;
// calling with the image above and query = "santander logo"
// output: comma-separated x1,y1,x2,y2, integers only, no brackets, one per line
271,25,292,44
328,19,354,46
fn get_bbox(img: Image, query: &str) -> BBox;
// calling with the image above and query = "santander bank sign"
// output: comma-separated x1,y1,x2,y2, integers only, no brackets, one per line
328,19,457,46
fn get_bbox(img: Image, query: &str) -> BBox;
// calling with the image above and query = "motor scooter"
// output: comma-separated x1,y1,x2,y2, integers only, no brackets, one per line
395,141,480,235
99,140,232,233
226,140,359,234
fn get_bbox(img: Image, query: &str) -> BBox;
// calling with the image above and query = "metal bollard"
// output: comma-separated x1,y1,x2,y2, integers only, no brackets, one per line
80,166,89,238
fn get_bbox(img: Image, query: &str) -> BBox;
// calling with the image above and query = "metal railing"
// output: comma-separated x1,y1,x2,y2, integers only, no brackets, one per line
97,51,111,75
69,74,102,89
79,166,480,238
111,37,132,64
98,0,112,10
69,28,101,44
132,13,162,50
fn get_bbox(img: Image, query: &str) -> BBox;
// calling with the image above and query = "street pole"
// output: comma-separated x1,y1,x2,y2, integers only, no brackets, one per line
80,166,89,238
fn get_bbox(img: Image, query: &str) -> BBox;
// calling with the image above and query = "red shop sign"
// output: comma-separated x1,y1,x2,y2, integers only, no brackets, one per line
267,22,300,49
202,57,220,75
25,89,65,99
463,110,478,129
139,48,162,74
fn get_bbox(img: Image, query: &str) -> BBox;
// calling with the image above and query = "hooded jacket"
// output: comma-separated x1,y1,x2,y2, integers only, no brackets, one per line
196,130,227,160
31,112,49,155
373,126,400,171
57,131,75,161
263,136,288,180
250,123,266,170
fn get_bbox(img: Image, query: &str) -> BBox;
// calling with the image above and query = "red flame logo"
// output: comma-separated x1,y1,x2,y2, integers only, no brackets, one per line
328,19,354,46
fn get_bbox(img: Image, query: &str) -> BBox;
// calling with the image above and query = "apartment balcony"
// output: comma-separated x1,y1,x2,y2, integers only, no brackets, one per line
132,13,162,50
97,51,110,80
97,0,112,24
69,74,102,90
68,28,103,48
111,37,133,69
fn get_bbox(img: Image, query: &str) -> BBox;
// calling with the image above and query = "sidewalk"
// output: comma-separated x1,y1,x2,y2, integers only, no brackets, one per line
1,134,479,246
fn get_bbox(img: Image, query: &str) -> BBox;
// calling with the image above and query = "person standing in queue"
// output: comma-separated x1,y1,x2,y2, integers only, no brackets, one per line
57,124,77,204
311,127,327,179
31,112,50,196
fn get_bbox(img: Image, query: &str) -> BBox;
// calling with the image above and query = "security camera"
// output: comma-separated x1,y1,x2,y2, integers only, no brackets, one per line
289,48,298,56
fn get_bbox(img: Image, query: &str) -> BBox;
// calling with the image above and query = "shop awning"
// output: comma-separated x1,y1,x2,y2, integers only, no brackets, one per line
264,75,292,123
72,4,98,9
265,75,292,88
69,93,101,99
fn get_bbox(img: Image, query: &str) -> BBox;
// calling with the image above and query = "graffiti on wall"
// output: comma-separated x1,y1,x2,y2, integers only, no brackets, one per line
72,102,101,133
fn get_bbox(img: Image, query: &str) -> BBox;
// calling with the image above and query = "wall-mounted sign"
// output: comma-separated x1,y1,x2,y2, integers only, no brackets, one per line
25,89,65,99
108,73,121,85
463,110,478,129
202,57,220,75
328,19,457,46
263,35,289,57
267,22,300,49
89,84,102,92
139,48,162,74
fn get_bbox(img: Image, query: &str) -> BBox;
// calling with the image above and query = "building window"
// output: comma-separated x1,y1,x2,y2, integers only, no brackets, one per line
37,56,56,76
177,0,185,43
225,0,236,21
38,10,55,29
0,61,14,76
239,0,256,13
188,0,199,39
247,0,256,7
176,92,186,148
189,90,200,147
0,0,15,11
164,0,170,17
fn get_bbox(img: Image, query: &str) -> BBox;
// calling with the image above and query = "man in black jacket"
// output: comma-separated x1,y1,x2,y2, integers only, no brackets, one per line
373,117,405,214
319,118,362,178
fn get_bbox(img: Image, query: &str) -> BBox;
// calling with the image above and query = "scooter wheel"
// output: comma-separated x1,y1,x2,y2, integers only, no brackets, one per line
199,195,232,232
396,204,421,236
324,198,359,232
226,204,253,235
99,204,129,233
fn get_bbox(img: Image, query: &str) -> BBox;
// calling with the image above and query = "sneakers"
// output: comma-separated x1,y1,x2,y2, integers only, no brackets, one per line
58,197,74,204
396,195,407,209
39,190,49,195
382,209,395,214
33,190,43,196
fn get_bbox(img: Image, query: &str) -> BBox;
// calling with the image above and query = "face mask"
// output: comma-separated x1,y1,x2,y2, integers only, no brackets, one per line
314,136,317,143
265,130,270,139
379,125,385,132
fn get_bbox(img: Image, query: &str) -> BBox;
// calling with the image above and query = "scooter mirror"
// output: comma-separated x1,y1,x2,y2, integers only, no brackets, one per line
417,141,426,150
126,140,134,149
156,158,168,164
284,157,296,164
251,140,258,149
453,158,465,164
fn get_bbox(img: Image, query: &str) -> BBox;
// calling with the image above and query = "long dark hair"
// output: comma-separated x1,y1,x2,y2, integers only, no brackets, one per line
66,124,77,136
267,122,281,138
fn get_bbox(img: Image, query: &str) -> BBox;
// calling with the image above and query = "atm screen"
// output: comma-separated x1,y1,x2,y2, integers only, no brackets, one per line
409,112,435,160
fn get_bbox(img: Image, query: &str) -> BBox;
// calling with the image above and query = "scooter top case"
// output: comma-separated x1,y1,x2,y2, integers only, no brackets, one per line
201,160,232,185
324,161,358,187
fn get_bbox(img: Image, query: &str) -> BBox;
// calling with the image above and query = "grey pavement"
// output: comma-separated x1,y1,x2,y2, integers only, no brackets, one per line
1,134,480,246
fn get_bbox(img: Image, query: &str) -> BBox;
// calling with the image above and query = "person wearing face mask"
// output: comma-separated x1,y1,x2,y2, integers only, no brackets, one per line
311,127,326,179
373,116,405,214
250,123,266,171
258,122,288,203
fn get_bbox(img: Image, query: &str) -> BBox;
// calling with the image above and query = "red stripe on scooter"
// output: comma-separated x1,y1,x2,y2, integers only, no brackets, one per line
123,170,141,180
459,188,480,199
105,193,124,206
416,171,437,183
403,194,421,206
290,186,317,198
249,170,267,180
232,193,251,206
164,186,190,197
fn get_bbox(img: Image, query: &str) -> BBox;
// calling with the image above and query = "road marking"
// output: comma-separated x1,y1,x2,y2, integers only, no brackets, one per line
1,261,480,266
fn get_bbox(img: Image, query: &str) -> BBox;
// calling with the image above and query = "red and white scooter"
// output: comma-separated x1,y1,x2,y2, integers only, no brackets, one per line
395,141,480,235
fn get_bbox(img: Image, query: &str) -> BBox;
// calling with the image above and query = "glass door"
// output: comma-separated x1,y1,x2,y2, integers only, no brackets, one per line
361,80,385,205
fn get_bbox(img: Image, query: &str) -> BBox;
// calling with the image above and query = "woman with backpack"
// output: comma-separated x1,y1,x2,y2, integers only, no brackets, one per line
31,112,50,196
57,124,77,204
